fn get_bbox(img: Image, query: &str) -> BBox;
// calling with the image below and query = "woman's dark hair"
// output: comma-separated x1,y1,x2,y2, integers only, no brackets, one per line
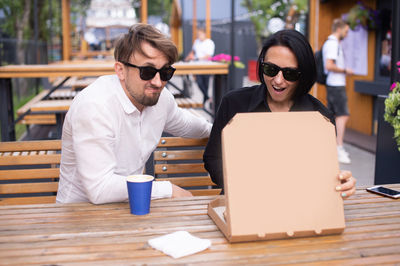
257,29,316,99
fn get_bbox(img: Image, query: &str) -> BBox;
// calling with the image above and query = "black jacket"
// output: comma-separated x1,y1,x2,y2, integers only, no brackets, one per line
203,84,335,189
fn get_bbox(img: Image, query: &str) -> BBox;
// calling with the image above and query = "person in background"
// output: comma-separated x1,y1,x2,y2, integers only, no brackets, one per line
323,18,354,164
57,24,212,204
203,29,356,199
185,27,215,106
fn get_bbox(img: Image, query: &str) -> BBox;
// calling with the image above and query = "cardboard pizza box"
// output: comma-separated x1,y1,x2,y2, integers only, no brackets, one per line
207,112,345,243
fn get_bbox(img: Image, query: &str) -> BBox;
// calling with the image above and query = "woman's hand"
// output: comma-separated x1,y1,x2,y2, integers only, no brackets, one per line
336,170,356,199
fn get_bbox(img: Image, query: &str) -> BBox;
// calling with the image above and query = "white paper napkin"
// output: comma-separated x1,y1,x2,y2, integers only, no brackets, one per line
148,231,211,259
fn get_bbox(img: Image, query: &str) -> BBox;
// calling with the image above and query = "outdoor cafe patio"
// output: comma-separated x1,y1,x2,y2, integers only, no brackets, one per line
0,0,400,264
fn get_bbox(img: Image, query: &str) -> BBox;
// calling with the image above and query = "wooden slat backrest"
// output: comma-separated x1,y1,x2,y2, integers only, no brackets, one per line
154,137,221,196
0,140,61,152
175,98,203,108
0,140,62,205
18,114,56,125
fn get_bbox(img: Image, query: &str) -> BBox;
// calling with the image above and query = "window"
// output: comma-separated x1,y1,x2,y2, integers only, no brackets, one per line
375,3,392,79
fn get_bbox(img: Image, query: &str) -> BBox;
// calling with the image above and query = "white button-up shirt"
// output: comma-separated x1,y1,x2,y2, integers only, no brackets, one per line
323,35,346,87
193,38,215,60
56,75,211,204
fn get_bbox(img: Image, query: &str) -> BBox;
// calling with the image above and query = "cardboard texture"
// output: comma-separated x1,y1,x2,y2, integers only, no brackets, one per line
207,112,345,243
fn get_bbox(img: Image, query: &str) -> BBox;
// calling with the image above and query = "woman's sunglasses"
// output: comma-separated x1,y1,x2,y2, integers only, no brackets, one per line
120,61,176,81
261,62,301,82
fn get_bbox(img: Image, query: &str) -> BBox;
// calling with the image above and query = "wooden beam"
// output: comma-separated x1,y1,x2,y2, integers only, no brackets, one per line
192,0,197,43
206,0,211,38
141,0,148,23
170,0,182,52
309,0,318,97
61,0,71,60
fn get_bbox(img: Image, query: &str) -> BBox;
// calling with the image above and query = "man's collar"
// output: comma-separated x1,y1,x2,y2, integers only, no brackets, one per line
114,76,140,115
328,34,339,41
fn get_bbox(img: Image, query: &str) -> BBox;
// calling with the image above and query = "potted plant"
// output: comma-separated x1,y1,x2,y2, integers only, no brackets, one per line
345,2,379,31
210,53,245,69
384,61,400,151
375,61,400,184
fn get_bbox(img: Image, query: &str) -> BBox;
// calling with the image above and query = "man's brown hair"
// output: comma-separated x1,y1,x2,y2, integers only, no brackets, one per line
114,23,178,65
331,18,349,32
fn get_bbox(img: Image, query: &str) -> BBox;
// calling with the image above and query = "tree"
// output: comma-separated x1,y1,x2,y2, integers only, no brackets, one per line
0,0,32,98
0,0,90,63
132,0,173,24
0,0,92,99
242,0,308,51
0,0,31,64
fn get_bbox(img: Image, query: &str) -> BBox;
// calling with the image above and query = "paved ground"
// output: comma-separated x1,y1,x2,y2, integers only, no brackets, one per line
340,143,375,187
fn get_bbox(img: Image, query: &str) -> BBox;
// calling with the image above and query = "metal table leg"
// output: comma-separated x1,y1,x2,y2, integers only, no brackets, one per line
0,78,16,141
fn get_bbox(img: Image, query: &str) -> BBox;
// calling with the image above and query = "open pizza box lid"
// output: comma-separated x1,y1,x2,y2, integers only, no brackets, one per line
207,112,345,243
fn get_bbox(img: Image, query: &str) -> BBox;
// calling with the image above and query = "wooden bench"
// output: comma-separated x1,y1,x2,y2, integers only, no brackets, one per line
16,90,55,125
71,77,97,91
16,88,77,126
153,137,221,196
175,97,204,108
0,140,61,205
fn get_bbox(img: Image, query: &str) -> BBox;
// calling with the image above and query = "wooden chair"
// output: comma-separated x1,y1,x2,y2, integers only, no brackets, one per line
16,89,78,126
175,97,204,109
0,140,61,205
71,77,97,91
153,137,221,196
16,76,79,126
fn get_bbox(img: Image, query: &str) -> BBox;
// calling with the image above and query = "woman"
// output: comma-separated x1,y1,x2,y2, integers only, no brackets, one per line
203,29,356,198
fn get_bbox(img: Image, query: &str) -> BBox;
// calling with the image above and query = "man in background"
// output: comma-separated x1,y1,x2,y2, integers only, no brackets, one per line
185,28,215,107
323,18,353,164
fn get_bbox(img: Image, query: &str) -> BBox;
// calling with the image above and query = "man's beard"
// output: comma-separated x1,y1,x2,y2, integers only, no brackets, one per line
129,85,162,107
137,92,161,106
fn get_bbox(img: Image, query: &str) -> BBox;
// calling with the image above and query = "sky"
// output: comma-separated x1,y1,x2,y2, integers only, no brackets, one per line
180,0,250,21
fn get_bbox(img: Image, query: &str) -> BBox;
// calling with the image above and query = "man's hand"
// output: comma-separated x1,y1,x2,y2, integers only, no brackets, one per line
345,68,354,75
184,51,195,62
336,170,356,199
171,184,193,198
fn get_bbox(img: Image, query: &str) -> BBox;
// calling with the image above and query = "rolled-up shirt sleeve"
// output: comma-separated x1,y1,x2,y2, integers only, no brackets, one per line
163,91,212,138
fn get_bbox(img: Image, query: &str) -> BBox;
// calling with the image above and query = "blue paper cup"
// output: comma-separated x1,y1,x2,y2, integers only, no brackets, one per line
126,175,154,215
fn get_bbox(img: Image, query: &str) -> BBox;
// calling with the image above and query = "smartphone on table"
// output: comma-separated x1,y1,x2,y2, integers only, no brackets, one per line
366,186,400,199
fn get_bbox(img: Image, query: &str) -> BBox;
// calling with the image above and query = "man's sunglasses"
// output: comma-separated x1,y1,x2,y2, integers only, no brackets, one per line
120,61,176,81
261,62,301,82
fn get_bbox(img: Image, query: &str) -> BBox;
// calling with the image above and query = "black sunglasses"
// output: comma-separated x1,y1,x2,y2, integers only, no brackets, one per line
120,61,176,81
261,62,301,82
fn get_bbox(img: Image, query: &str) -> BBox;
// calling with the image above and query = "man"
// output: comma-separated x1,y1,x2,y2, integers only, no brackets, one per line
56,24,212,204
323,18,353,164
185,28,215,105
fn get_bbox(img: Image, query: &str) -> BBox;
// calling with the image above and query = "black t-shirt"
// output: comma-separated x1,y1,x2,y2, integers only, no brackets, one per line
203,84,335,190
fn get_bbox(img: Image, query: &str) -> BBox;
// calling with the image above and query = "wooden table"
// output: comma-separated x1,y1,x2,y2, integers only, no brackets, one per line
0,60,229,78
0,185,399,265
0,60,228,141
